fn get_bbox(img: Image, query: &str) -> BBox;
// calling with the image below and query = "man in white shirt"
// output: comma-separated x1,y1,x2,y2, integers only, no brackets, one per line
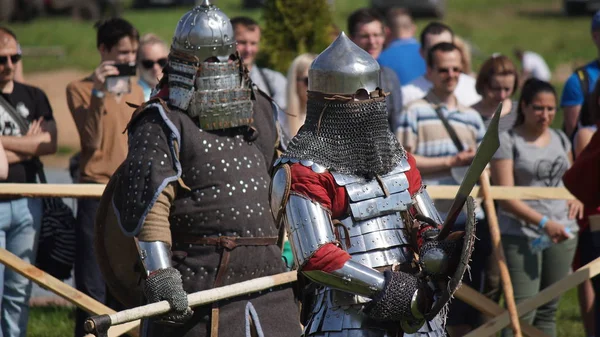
401,22,481,107
514,48,552,82
231,16,288,110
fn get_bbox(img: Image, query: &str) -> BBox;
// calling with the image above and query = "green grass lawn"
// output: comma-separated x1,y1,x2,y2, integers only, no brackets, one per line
26,287,585,336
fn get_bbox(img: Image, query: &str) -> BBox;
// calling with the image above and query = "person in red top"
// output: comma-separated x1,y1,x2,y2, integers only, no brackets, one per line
270,32,475,337
564,86,600,337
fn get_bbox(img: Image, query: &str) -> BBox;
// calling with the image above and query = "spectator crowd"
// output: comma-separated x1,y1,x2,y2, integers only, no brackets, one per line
0,4,598,337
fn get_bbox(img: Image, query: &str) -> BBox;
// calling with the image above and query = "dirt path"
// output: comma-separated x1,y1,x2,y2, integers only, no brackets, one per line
24,69,88,169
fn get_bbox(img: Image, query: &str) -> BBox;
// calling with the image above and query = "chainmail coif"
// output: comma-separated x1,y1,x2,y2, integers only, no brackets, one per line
283,91,406,177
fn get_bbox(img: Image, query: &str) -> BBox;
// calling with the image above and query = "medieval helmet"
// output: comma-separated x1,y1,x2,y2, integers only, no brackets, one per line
166,1,253,130
308,32,381,95
171,0,235,62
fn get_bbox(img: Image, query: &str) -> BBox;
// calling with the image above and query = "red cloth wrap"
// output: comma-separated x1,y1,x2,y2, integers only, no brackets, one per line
572,205,600,269
303,243,351,272
289,153,423,272
563,128,600,208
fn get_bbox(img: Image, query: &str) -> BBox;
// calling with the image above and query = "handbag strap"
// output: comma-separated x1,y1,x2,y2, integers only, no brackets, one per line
0,94,46,183
433,105,464,152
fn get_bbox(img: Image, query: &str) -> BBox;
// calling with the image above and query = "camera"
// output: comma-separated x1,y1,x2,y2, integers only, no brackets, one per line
105,62,136,95
108,63,137,77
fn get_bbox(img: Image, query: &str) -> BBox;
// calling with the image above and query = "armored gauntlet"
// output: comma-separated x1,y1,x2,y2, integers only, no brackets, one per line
143,267,194,325
364,270,432,329
419,231,465,279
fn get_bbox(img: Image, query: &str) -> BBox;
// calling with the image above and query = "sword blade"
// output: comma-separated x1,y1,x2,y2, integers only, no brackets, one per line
437,102,502,239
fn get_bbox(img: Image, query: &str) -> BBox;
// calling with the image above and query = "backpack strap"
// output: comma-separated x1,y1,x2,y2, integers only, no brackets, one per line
551,128,569,153
576,65,592,127
576,65,590,97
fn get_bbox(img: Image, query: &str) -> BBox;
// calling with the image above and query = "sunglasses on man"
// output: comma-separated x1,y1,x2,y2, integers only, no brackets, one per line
0,54,22,65
140,58,168,70
436,66,462,75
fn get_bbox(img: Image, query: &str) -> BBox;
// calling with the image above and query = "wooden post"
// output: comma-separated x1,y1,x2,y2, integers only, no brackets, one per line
465,257,600,336
455,285,548,337
479,170,522,337
0,247,140,337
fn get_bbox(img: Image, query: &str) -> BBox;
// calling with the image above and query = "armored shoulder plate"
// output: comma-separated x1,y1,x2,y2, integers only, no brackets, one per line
269,164,291,225
273,157,328,174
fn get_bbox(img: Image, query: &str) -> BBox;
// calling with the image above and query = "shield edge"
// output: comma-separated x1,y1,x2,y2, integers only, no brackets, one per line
424,196,477,320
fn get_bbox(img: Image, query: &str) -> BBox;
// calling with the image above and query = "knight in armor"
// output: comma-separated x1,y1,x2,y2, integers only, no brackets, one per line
269,33,476,336
99,2,301,336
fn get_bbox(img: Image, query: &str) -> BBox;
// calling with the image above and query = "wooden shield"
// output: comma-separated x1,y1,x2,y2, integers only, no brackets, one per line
94,170,144,308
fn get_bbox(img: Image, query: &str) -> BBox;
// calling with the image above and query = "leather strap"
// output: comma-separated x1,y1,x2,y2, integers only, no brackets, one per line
433,105,464,152
172,234,277,337
173,235,278,248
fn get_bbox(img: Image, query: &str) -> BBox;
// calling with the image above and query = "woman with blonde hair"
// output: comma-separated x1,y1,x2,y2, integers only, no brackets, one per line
472,54,519,132
137,33,169,101
280,53,316,139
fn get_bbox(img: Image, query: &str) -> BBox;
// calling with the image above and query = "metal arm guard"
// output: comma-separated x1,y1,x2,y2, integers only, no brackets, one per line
270,166,386,297
283,193,338,268
412,187,443,226
136,240,172,276
282,194,389,298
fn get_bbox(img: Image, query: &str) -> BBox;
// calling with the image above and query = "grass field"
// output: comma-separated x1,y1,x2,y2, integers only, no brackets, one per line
7,0,593,336
26,287,584,337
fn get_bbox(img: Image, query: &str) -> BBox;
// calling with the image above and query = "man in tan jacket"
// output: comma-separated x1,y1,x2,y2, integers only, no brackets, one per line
66,17,144,337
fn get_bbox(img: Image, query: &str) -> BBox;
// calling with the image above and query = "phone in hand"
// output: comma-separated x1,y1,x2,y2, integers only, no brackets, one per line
109,63,137,77
105,62,136,94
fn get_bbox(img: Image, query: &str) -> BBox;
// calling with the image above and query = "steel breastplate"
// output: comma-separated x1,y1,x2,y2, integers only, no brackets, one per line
333,157,414,270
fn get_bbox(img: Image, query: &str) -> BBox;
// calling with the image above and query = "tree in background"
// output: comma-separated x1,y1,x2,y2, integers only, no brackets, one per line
258,0,336,74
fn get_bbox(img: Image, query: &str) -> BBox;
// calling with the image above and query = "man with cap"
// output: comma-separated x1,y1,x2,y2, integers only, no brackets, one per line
270,32,476,337
95,2,301,336
561,9,600,140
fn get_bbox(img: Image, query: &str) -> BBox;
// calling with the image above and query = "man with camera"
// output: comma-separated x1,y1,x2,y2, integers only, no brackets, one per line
65,17,144,337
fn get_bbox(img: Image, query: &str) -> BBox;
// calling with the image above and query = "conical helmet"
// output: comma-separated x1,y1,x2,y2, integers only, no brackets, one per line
171,0,235,62
308,32,380,95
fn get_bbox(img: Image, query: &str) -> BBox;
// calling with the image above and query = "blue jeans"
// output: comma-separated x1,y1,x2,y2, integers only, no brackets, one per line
0,198,42,337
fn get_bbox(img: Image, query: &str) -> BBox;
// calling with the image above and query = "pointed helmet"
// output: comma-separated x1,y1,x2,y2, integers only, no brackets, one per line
308,32,381,95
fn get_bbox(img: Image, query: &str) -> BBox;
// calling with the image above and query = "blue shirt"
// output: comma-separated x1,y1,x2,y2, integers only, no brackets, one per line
378,38,426,85
138,78,152,101
561,60,600,107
